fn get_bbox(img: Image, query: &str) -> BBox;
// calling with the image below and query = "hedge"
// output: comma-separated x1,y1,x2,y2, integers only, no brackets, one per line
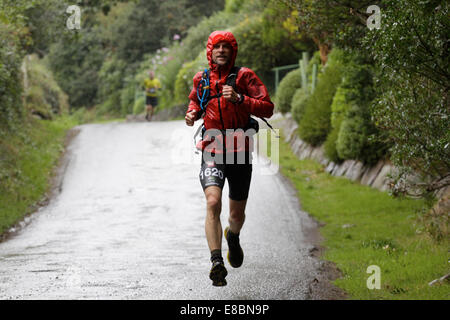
297,49,345,146
274,68,301,114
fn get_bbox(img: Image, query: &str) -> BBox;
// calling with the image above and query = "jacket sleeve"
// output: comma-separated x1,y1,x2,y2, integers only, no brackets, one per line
238,68,274,119
186,72,203,119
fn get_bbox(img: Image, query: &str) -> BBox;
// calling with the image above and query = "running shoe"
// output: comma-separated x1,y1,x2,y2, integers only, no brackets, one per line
209,260,228,286
224,227,244,268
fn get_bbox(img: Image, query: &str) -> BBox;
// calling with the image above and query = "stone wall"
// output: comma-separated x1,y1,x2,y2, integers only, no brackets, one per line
273,113,449,199
273,113,395,192
260,112,447,237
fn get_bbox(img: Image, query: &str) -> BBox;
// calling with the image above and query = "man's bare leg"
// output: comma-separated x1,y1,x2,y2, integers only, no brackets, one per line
228,199,247,234
149,104,154,120
204,186,223,251
204,186,228,286
145,104,153,121
224,198,247,268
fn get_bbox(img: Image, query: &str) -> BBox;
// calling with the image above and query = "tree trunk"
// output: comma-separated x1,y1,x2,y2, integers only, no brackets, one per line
312,37,331,65
319,42,331,65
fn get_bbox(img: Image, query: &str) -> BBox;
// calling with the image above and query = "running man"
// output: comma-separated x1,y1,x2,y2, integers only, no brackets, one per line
142,70,161,121
185,31,274,286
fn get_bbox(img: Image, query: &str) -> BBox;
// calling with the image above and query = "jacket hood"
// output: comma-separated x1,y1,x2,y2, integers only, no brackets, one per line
206,31,238,72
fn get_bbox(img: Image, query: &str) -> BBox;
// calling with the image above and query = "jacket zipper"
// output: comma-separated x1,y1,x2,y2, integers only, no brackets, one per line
216,69,226,156
216,69,225,130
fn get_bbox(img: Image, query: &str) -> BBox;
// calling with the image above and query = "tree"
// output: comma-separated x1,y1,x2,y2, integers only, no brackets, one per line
0,0,31,128
279,0,377,63
365,0,449,195
115,0,224,66
48,29,106,109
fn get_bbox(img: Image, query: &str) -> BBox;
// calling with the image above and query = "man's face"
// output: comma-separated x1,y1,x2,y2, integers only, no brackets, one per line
212,41,232,66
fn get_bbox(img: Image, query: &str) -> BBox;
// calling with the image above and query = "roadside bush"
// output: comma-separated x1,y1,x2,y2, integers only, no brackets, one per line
274,68,301,114
95,56,128,116
323,85,353,162
120,78,136,116
336,107,367,160
333,53,385,165
156,50,184,109
308,51,322,74
95,98,120,117
324,124,342,163
70,107,87,124
25,87,53,120
174,61,197,105
97,57,127,106
291,87,309,123
133,95,145,115
25,55,69,119
70,107,96,124
298,48,345,146
335,104,386,165
0,23,24,128
174,51,208,105
330,86,353,128
291,52,322,122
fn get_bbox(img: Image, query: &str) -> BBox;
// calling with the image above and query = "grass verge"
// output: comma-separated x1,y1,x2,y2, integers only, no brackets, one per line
0,116,77,236
278,130,449,299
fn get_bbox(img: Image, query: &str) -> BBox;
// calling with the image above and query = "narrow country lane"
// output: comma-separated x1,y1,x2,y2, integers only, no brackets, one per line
0,120,325,299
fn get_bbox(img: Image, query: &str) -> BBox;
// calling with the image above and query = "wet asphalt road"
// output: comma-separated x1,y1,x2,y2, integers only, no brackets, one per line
0,120,323,299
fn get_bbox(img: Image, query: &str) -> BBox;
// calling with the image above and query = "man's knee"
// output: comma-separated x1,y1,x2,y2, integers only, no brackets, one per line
205,188,222,219
206,194,221,211
229,209,245,223
229,199,246,223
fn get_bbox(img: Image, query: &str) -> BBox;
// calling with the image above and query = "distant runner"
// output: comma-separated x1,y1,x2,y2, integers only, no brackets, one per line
185,31,274,286
142,70,161,121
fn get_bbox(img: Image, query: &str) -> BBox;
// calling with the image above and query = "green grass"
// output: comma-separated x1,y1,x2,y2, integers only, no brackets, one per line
278,130,449,299
0,116,77,235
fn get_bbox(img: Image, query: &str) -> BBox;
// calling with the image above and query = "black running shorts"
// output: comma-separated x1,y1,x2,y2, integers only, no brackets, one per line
199,152,252,201
146,96,158,106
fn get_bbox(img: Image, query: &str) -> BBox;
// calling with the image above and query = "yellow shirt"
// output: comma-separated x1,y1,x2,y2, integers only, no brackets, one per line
143,78,161,97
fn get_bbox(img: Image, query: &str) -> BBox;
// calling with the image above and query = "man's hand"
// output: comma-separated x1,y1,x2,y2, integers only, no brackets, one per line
222,85,239,103
185,110,197,126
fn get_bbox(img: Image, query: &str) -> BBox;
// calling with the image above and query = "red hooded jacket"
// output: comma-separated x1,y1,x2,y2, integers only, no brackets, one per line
187,31,274,154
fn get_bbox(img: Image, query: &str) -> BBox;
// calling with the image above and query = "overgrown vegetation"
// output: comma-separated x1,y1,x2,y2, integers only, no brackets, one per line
277,127,449,299
24,55,69,119
0,116,77,235
298,49,345,146
46,0,226,112
0,1,27,130
274,68,302,114
281,0,449,198
0,0,75,234
365,0,449,196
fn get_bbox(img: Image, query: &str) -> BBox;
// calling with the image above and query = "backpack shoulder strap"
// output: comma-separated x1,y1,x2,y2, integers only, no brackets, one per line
226,66,241,91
